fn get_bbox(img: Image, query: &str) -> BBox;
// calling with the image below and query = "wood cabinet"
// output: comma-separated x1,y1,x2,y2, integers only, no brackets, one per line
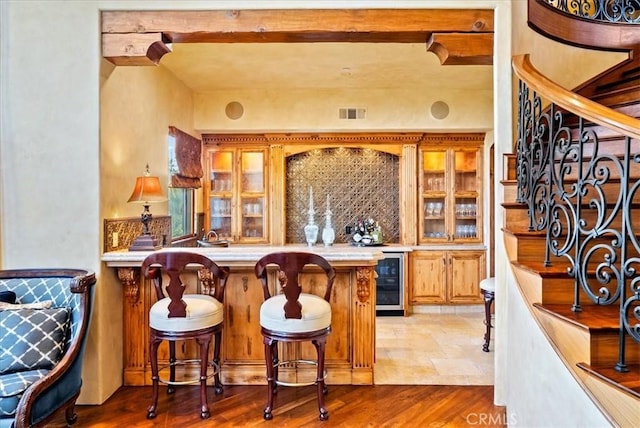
419,145,482,244
204,147,269,243
410,250,486,304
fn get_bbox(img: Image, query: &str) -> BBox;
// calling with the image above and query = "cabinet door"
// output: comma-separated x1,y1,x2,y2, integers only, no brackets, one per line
410,251,446,304
205,147,269,243
452,148,482,243
419,145,483,244
420,150,448,243
238,149,268,243
206,150,235,239
447,250,485,303
223,271,265,363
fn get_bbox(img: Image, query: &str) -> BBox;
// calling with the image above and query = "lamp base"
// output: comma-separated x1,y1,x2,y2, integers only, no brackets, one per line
128,234,161,251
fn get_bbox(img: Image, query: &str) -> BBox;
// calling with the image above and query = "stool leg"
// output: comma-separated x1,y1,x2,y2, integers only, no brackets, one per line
213,329,223,395
482,290,495,352
147,335,162,419
313,338,329,421
197,336,211,419
263,337,276,421
167,341,176,394
272,342,279,395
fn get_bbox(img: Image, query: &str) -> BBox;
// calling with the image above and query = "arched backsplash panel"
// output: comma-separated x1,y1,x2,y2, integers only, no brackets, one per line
286,147,399,244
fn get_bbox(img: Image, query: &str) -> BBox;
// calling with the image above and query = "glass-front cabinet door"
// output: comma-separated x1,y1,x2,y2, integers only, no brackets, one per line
421,149,447,242
453,149,481,242
206,147,268,243
419,146,482,244
208,150,234,239
239,150,266,241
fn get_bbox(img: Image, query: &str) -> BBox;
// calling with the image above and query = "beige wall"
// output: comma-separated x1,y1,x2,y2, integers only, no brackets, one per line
194,88,493,132
98,60,196,400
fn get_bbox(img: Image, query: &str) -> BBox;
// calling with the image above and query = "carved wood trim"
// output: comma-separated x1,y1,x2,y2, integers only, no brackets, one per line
201,134,270,145
419,133,486,145
117,267,140,304
355,266,372,304
198,267,215,297
202,133,425,146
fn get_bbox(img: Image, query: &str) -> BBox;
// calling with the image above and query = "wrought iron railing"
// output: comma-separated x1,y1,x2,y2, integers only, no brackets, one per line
543,0,640,23
513,54,640,372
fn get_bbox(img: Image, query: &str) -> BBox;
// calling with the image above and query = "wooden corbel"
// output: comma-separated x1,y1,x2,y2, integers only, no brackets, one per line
102,33,172,66
427,33,493,66
355,266,372,303
198,267,216,297
117,267,140,304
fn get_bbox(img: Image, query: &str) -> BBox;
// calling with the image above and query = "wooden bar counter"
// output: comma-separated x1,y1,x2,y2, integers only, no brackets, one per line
102,245,383,386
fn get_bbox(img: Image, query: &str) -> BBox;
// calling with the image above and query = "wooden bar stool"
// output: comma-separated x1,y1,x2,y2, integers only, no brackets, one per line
141,252,229,419
480,277,495,352
254,252,336,421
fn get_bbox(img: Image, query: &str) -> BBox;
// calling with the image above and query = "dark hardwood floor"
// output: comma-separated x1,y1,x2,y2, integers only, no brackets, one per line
48,384,506,427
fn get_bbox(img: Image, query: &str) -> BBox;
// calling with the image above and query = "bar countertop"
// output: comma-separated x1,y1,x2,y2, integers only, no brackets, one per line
102,243,390,267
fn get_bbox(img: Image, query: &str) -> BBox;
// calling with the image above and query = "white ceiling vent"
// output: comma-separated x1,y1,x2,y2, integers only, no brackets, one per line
339,108,366,120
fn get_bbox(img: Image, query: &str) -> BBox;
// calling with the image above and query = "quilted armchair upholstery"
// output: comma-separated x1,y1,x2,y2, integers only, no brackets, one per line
0,269,96,428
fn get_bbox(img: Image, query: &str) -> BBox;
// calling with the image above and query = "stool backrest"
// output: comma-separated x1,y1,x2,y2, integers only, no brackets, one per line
254,252,336,319
142,252,229,318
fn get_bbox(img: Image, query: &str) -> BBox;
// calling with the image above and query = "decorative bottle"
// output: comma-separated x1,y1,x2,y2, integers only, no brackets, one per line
372,222,383,244
303,186,319,246
322,194,335,246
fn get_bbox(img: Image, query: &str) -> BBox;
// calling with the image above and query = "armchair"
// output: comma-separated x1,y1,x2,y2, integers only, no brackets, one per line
0,269,96,428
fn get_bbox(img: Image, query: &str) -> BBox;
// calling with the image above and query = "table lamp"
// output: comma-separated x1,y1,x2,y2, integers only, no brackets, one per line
127,164,166,251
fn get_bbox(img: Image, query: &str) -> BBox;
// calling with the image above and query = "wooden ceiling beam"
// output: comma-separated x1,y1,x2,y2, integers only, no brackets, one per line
101,9,494,65
427,33,494,66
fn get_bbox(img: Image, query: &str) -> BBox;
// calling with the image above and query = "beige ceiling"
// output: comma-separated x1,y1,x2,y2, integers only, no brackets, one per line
159,42,493,92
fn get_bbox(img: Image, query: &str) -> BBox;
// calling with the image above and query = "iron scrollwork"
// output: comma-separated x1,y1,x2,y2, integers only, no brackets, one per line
515,78,639,372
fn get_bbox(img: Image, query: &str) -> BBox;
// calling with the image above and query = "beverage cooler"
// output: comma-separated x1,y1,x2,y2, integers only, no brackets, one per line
375,252,404,316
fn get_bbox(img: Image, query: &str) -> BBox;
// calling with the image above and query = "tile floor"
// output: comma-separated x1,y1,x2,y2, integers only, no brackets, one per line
374,307,495,385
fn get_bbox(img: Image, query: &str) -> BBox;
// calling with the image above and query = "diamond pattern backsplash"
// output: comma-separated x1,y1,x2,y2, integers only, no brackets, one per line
286,147,399,244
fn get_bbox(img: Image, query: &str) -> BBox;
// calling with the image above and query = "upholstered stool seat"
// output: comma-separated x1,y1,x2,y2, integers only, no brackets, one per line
255,252,336,422
150,295,223,332
260,293,331,333
142,252,229,420
480,277,495,352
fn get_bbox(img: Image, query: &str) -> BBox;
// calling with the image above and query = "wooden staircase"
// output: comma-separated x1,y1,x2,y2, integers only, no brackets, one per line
505,52,640,426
